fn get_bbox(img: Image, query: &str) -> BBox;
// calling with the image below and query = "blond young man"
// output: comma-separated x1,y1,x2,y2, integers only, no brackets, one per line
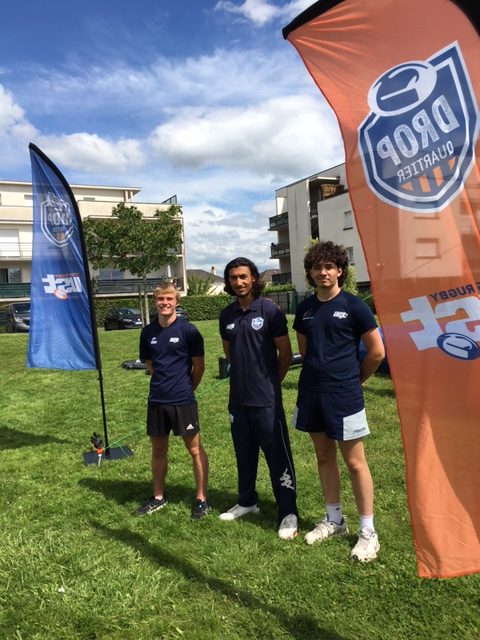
137,284,209,519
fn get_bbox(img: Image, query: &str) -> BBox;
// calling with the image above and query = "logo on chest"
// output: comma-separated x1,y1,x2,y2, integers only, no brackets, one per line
333,311,348,319
251,317,264,330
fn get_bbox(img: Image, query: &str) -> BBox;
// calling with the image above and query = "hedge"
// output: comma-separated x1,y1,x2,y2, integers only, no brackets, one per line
92,294,232,326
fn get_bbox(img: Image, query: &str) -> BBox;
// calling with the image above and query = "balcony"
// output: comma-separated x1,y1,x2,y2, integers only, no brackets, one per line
272,272,292,285
269,212,289,231
270,241,290,259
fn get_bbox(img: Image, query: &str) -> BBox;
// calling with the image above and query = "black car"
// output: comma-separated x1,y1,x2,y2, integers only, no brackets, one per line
104,307,143,331
5,302,30,333
149,306,189,322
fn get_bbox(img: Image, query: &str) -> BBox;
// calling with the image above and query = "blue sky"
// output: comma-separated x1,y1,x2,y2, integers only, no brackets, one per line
0,0,343,272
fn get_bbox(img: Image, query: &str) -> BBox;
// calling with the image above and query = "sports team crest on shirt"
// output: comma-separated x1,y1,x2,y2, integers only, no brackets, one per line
358,42,479,213
40,192,74,247
251,317,264,330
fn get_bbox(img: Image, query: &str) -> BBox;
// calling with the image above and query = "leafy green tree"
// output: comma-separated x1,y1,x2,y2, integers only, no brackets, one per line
187,273,215,296
83,203,183,322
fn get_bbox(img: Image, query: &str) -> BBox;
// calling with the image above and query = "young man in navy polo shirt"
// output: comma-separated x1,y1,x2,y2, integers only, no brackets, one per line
219,257,297,539
136,284,209,519
293,241,385,561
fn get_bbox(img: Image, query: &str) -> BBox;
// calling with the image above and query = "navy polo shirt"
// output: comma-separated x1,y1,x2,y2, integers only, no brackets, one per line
219,297,287,407
293,291,377,389
139,317,204,404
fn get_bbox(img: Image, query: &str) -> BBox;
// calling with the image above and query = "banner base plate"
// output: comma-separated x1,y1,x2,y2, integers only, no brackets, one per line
83,447,134,465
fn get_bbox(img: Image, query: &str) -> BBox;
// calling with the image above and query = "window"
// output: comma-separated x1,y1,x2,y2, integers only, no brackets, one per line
346,246,354,264
24,194,33,201
343,210,353,230
0,230,20,257
0,267,21,283
83,197,96,201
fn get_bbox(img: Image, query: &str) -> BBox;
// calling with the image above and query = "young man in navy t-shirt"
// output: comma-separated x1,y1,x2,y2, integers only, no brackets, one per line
293,241,385,561
219,257,297,540
137,284,209,520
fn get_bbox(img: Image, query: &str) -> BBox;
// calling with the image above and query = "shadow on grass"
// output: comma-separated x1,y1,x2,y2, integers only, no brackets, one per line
92,520,346,640
79,477,289,534
0,425,68,450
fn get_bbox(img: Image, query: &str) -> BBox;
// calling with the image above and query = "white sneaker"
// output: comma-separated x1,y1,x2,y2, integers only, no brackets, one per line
350,527,380,562
278,514,298,540
304,516,348,545
219,503,260,521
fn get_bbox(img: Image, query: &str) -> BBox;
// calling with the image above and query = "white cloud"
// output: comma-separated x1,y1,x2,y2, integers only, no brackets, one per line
36,133,146,173
215,0,278,26
215,0,313,25
149,94,341,179
182,201,276,272
14,47,312,121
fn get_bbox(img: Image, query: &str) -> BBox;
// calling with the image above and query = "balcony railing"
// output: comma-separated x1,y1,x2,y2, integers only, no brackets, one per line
269,212,289,230
270,241,290,259
0,277,185,299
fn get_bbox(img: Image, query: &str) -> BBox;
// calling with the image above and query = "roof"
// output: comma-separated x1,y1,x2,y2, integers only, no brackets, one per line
260,269,280,282
187,269,224,283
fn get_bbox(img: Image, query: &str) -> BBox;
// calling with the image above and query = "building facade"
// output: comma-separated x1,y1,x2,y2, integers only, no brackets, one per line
0,181,187,294
270,162,369,293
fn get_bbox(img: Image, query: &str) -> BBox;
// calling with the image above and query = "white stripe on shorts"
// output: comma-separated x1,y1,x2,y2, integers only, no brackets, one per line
343,408,370,440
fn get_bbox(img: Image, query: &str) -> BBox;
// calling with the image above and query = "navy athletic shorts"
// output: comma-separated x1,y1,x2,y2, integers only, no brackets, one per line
147,403,200,437
292,385,370,441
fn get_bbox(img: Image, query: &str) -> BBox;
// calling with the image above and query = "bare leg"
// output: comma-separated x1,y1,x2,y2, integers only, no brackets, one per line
183,433,208,500
338,438,373,517
151,435,169,497
309,432,340,504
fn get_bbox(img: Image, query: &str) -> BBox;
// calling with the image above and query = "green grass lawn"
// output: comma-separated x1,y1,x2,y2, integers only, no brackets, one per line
0,320,479,640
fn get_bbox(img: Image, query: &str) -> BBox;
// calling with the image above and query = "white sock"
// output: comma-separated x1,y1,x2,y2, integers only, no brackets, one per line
359,515,374,531
326,503,343,525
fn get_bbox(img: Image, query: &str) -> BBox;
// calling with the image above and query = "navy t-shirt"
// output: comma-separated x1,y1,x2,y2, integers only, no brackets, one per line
139,317,204,404
219,297,287,407
293,290,377,389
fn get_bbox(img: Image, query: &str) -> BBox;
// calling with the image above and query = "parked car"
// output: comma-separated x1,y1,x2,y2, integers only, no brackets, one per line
5,302,30,333
104,307,143,331
149,306,189,322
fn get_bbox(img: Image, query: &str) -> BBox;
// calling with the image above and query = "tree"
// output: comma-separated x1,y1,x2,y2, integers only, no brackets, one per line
187,273,215,296
83,203,183,322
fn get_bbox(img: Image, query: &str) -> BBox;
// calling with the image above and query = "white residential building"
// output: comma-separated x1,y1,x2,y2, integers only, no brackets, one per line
271,161,472,294
270,163,369,293
0,181,187,293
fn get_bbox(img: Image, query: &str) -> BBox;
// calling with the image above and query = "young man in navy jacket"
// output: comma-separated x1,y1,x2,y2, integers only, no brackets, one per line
219,257,297,539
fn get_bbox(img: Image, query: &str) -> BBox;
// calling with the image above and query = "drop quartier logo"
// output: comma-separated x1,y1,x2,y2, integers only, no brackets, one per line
358,42,479,213
41,192,74,247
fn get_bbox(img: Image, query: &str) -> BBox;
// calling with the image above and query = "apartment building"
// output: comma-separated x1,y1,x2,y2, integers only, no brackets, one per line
271,161,474,295
270,162,369,293
0,181,187,292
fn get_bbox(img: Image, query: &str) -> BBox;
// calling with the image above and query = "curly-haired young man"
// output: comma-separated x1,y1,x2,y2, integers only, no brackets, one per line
294,241,384,561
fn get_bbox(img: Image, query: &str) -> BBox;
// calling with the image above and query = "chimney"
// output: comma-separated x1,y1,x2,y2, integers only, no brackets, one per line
210,266,216,276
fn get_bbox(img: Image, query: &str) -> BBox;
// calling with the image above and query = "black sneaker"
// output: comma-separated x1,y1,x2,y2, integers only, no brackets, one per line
136,496,167,516
191,499,208,520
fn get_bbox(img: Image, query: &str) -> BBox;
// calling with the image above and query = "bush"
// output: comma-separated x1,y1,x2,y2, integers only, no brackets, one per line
358,288,376,313
178,294,231,321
